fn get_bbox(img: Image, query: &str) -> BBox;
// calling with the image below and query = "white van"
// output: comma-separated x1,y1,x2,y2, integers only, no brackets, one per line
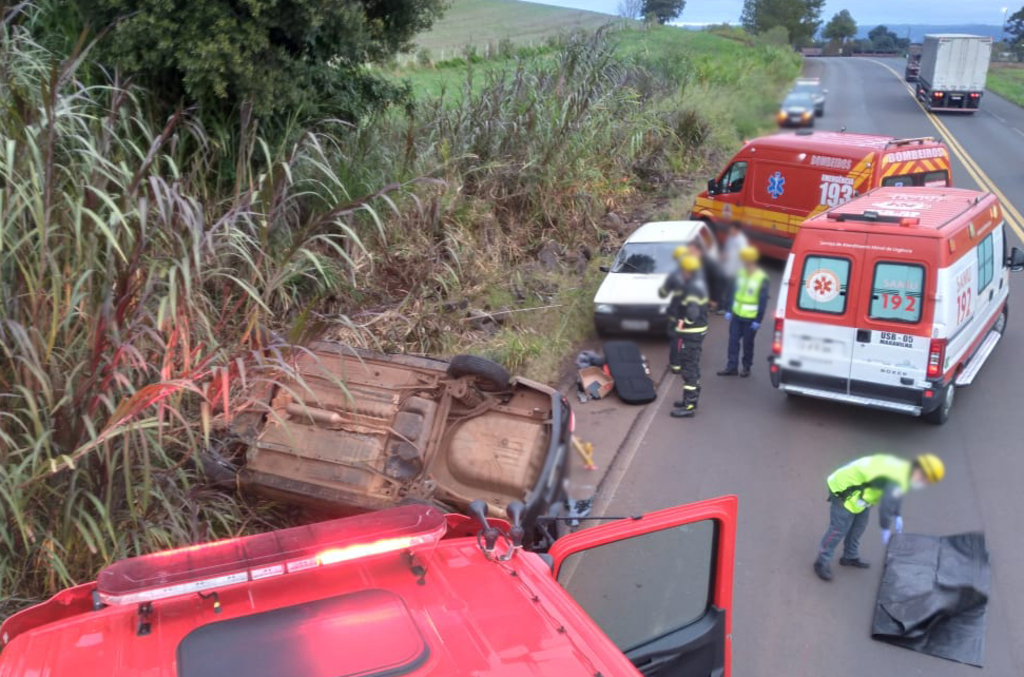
769,187,1024,423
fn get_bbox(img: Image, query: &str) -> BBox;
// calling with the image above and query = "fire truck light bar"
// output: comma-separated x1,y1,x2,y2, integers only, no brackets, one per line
96,505,447,606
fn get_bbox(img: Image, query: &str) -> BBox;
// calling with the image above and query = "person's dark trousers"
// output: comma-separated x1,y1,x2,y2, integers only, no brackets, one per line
680,332,705,408
726,318,758,371
816,496,870,566
669,333,684,375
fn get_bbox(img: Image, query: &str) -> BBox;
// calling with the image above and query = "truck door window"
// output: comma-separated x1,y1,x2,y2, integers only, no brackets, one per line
869,262,925,323
978,233,994,292
557,520,715,652
797,255,851,315
719,161,747,194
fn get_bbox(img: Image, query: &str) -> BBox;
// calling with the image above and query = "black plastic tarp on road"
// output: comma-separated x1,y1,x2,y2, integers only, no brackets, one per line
871,532,989,667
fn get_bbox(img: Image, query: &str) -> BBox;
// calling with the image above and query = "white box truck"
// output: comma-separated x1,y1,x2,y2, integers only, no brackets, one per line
916,34,992,112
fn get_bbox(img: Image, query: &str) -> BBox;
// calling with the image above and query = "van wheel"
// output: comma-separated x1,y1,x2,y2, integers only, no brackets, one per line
995,304,1008,335
925,382,954,425
447,355,511,391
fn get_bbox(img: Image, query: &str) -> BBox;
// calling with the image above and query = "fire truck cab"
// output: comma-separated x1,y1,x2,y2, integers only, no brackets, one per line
692,132,952,258
0,499,738,677
769,187,1024,424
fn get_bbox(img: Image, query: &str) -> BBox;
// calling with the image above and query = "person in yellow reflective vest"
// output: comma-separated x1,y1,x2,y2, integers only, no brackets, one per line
717,246,769,378
659,252,709,419
814,453,945,581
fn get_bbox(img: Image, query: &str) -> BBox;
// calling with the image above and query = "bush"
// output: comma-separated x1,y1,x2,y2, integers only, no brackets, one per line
417,47,434,67
498,37,517,58
759,26,790,46
66,0,447,120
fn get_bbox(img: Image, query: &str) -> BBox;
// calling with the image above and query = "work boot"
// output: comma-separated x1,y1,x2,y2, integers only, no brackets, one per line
740,368,751,378
813,560,833,581
717,368,739,376
673,399,699,409
839,557,870,569
670,406,696,418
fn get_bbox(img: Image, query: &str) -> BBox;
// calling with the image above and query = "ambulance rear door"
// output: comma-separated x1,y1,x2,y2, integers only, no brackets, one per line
780,229,868,393
848,235,933,404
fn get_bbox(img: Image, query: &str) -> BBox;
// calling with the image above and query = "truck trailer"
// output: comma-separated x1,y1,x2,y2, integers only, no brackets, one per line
916,34,992,112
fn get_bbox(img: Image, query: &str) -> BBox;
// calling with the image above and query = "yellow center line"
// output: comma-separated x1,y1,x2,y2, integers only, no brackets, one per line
868,58,1024,243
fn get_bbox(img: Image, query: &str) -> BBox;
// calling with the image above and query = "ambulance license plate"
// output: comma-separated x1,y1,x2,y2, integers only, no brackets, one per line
802,339,832,355
622,319,650,331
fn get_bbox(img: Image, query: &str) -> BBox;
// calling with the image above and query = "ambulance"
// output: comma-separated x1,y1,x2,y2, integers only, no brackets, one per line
769,187,1024,424
691,132,953,258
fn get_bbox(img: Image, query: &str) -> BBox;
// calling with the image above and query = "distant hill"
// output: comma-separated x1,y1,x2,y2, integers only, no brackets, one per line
855,25,1005,42
413,0,620,59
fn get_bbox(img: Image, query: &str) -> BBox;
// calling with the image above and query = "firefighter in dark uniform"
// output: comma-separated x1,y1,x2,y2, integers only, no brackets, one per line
659,252,710,419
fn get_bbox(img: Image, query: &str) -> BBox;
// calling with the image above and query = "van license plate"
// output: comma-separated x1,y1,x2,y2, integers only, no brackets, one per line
622,320,650,331
802,339,832,355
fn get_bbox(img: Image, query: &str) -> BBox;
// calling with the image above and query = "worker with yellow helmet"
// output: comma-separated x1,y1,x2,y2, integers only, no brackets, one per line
717,245,769,378
814,453,946,581
657,247,710,418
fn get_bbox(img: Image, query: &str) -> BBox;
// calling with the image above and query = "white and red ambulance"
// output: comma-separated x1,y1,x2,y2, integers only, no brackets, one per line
769,187,1024,423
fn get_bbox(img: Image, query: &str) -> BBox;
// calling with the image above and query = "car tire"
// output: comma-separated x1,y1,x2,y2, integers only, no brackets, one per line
447,354,511,391
816,107,824,117
924,382,954,425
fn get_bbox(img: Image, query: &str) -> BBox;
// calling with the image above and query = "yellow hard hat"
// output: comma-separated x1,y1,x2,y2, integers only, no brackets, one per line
681,255,701,272
740,246,760,263
916,453,945,483
673,246,688,261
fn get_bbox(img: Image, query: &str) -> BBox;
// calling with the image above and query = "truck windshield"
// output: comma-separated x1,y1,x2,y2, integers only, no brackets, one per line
612,242,679,274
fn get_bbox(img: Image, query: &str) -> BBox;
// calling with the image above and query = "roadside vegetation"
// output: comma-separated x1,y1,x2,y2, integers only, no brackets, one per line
0,0,799,612
988,63,1024,108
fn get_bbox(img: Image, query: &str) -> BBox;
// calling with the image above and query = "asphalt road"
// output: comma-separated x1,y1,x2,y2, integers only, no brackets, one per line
590,57,1024,675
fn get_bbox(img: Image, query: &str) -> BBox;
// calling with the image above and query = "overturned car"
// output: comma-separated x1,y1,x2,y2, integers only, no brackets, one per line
231,342,572,548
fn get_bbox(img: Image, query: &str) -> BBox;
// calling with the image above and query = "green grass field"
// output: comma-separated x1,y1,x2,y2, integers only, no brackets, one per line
988,63,1024,108
411,0,620,59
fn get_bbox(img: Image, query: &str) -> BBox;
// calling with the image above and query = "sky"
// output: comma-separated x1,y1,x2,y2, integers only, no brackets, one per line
520,0,1015,26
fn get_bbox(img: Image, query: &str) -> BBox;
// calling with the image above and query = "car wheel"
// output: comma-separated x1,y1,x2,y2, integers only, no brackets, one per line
924,382,954,425
447,354,511,391
995,303,1008,335
816,107,824,117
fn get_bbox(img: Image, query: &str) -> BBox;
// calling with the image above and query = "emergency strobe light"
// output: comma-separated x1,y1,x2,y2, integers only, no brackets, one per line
96,505,447,606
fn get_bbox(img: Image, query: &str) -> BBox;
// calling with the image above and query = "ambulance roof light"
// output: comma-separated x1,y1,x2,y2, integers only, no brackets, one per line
96,505,447,606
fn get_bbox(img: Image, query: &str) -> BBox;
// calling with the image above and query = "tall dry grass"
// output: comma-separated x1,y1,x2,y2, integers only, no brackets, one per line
0,13,404,612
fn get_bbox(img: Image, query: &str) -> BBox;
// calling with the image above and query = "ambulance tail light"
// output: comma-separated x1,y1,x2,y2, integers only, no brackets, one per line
969,92,980,98
772,317,784,356
95,505,446,606
933,91,944,98
927,339,946,379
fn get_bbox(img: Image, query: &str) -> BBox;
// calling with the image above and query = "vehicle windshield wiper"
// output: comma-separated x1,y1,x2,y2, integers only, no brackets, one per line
615,260,639,273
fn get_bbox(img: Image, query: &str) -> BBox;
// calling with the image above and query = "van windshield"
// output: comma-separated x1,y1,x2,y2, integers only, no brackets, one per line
612,242,679,274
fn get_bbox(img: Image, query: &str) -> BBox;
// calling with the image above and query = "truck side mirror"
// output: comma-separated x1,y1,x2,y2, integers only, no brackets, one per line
707,178,718,195
1008,247,1024,272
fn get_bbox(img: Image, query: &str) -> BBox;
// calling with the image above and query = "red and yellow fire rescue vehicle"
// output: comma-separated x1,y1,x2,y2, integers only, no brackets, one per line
691,132,952,258
0,499,738,677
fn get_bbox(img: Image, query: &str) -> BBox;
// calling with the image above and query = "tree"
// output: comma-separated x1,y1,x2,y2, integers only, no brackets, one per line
867,25,907,53
740,0,825,46
822,9,856,41
1008,6,1024,59
72,0,447,120
641,0,686,24
618,0,645,19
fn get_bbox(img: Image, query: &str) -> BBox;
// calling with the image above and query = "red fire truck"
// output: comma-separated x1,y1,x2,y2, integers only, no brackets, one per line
0,499,737,677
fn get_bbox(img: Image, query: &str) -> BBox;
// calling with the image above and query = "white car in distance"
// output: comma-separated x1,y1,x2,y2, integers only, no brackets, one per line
594,220,718,335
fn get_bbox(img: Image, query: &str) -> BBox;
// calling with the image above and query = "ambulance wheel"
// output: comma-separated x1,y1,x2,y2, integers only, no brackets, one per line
995,304,1008,335
925,382,954,425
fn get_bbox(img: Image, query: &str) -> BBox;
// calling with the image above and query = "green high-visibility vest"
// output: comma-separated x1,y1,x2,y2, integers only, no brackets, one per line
732,267,767,319
827,454,911,514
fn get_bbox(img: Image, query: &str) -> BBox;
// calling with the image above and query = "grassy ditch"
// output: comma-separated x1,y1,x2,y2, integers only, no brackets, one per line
0,13,797,611
988,63,1024,108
